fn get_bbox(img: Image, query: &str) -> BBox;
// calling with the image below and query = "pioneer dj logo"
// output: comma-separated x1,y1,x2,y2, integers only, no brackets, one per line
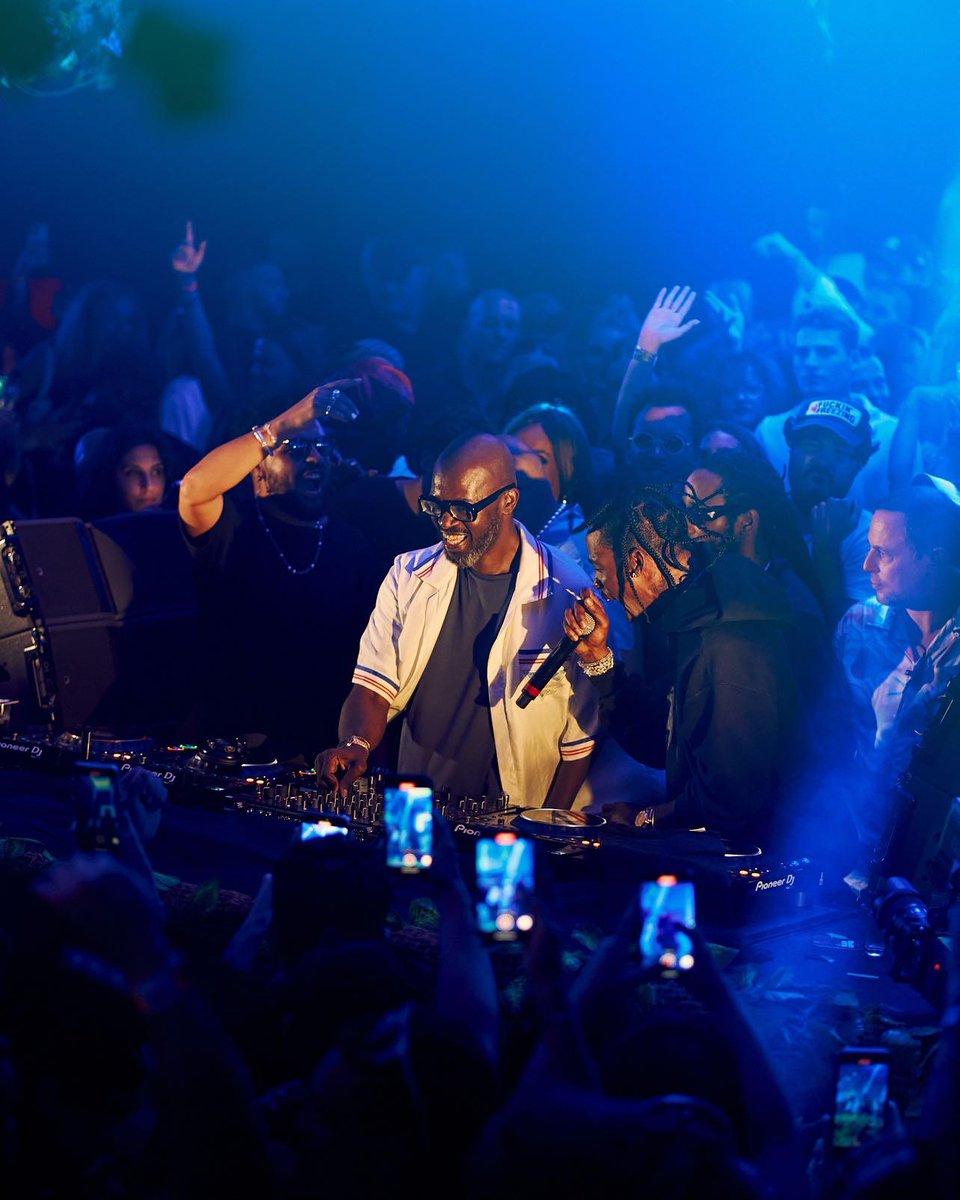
454,823,480,837
755,873,796,892
0,740,40,756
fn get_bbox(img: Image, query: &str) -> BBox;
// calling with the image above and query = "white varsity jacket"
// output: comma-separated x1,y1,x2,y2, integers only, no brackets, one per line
352,522,598,805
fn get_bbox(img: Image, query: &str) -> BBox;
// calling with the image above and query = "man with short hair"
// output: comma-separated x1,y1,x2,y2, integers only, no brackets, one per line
317,434,597,807
755,306,899,511
785,394,877,622
835,486,960,851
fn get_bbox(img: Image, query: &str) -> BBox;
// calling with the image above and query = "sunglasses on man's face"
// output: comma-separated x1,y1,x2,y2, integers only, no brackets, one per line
629,432,691,455
418,482,516,524
282,438,340,463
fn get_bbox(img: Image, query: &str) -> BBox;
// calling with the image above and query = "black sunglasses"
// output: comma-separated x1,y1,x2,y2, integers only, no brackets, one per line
419,482,516,524
282,438,340,462
629,432,691,455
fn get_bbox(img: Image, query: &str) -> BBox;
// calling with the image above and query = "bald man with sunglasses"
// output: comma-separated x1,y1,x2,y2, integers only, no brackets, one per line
317,434,598,807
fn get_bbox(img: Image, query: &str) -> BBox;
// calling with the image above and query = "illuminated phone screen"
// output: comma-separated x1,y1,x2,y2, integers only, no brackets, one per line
639,876,696,972
300,820,348,841
833,1056,889,1150
384,781,434,871
475,833,535,939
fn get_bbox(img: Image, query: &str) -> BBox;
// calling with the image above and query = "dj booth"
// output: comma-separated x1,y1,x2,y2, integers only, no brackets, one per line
0,514,955,974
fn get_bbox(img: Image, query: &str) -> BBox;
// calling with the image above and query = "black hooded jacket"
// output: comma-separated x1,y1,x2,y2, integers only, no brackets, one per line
593,553,805,844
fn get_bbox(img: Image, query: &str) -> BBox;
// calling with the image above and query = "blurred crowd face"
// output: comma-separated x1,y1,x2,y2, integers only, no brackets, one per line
852,355,892,412
864,509,937,609
792,327,855,398
464,293,522,366
718,362,767,428
627,406,697,488
511,422,561,501
116,444,165,513
787,426,864,510
248,263,290,322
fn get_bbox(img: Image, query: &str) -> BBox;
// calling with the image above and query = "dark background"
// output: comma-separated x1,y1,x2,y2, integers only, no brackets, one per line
3,0,960,317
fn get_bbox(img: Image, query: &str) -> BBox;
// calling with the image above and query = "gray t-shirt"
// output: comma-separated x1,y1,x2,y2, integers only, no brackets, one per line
399,551,520,795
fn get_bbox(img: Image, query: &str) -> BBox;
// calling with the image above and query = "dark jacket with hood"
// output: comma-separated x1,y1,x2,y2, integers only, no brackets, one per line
593,552,805,844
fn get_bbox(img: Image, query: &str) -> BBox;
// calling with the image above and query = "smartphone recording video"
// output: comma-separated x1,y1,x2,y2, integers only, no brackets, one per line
72,762,122,853
832,1048,890,1153
383,775,434,872
639,875,696,974
299,819,348,841
475,832,535,940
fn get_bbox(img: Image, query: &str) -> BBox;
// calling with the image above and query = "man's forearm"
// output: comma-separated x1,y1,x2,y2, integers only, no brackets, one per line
337,684,390,752
544,756,592,810
612,355,656,445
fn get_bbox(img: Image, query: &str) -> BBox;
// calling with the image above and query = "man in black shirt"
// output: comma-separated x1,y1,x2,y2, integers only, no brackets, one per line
563,487,806,846
178,385,377,760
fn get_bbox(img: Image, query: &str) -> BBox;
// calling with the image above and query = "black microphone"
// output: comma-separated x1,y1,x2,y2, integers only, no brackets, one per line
516,613,595,708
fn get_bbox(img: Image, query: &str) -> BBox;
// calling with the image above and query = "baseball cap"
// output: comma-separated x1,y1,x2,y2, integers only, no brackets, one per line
786,395,872,448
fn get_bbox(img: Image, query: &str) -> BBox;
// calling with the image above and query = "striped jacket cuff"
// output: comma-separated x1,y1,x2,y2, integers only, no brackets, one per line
560,736,595,761
352,665,399,702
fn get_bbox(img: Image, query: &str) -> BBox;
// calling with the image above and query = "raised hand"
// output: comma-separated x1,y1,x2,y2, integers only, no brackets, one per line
752,231,800,261
811,496,860,549
704,289,746,346
636,285,700,355
313,379,362,424
171,220,207,275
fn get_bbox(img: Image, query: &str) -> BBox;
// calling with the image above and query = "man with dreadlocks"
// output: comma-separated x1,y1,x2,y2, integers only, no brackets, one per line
563,484,808,845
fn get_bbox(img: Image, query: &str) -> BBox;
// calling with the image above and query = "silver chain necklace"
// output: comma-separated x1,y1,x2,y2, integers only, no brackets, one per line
255,502,327,576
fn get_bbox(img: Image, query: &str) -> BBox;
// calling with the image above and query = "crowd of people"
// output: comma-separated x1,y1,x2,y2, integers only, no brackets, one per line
1,214,960,1194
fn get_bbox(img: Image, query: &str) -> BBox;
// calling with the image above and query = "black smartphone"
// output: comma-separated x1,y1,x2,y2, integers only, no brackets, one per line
639,874,696,975
299,818,348,841
72,762,122,853
382,774,434,872
475,832,535,940
831,1047,890,1154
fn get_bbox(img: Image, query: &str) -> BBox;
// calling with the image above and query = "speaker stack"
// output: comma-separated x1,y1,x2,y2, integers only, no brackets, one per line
0,511,198,735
